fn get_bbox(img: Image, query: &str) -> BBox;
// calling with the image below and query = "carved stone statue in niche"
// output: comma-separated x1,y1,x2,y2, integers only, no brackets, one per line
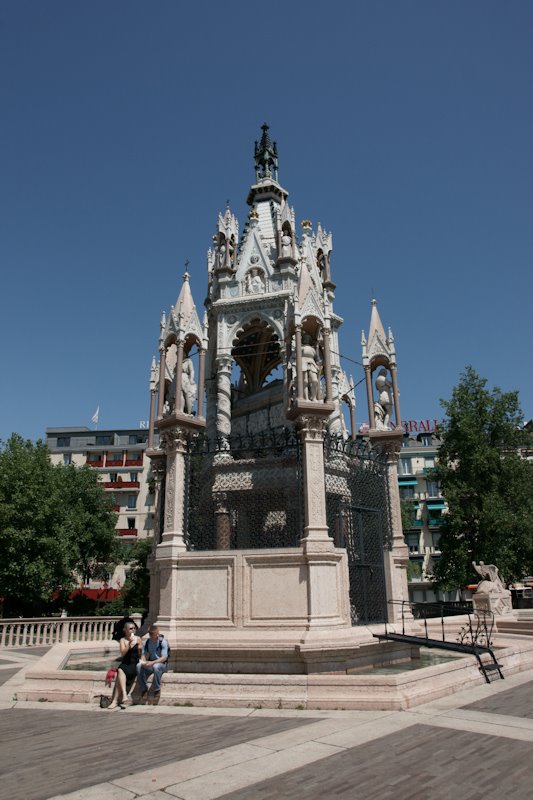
245,269,265,294
180,356,197,414
302,334,320,401
281,230,292,258
374,368,393,429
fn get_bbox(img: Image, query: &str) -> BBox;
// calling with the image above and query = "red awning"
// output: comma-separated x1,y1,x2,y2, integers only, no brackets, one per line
69,588,120,602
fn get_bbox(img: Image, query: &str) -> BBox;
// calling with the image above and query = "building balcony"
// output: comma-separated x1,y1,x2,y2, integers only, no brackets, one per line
105,458,124,468
125,459,143,467
428,518,444,527
112,504,120,512
103,481,140,490
117,528,138,537
87,459,104,468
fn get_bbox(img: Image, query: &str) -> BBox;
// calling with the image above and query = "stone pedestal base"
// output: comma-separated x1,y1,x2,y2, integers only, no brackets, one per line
154,547,376,674
472,589,513,616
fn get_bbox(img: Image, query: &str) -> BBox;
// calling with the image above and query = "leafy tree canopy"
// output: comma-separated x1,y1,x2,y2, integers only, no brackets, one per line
0,434,120,616
99,536,153,616
432,367,533,590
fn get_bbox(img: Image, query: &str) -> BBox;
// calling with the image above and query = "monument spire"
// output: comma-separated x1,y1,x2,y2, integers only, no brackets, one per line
254,122,278,182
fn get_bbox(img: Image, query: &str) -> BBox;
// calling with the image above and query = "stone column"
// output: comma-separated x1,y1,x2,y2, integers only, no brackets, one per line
299,416,331,546
214,492,231,550
322,328,333,403
157,347,167,419
148,388,156,449
155,429,188,628
147,452,166,623
349,403,356,441
197,349,206,418
215,355,232,437
175,341,184,414
390,365,401,428
370,432,410,623
295,326,303,401
364,365,375,428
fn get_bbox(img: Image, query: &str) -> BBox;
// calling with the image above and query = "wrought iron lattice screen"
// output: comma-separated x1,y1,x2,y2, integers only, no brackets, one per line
324,435,391,624
184,431,303,550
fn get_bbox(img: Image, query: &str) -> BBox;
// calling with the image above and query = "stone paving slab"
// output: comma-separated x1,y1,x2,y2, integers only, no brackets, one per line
220,724,533,800
0,667,20,687
4,647,51,657
0,708,317,800
462,678,533,718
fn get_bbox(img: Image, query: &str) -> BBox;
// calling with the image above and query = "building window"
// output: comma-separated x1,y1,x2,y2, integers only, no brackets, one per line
432,532,441,552
129,433,147,445
87,452,103,463
402,437,411,448
426,480,440,497
109,473,118,483
130,473,137,482
405,533,420,554
127,495,136,509
425,457,435,469
63,453,72,465
420,435,432,446
400,485,415,500
399,458,413,476
96,435,113,446
57,436,71,447
127,517,136,530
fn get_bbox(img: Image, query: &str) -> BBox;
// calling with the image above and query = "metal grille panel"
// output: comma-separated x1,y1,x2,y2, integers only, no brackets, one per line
184,431,303,550
324,435,390,624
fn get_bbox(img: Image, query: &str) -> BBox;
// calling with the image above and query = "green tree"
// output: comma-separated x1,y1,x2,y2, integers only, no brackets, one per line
99,537,154,615
401,499,416,532
432,367,533,590
0,434,119,616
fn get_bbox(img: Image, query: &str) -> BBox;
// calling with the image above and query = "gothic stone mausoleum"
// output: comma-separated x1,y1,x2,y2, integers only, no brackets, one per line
146,125,409,674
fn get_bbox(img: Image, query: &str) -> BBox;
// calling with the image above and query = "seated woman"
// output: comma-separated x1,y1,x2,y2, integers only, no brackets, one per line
107,621,142,709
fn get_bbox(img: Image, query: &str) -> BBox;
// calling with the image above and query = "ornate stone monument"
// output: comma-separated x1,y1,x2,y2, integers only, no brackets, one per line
472,562,513,616
145,125,410,673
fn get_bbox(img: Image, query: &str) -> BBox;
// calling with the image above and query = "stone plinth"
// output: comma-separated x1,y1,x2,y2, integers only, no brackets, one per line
156,546,362,674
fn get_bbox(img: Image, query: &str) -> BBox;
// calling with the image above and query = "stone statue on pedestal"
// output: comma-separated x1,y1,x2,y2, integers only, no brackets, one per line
281,230,292,258
302,334,320,401
180,357,197,415
374,368,393,430
472,561,513,616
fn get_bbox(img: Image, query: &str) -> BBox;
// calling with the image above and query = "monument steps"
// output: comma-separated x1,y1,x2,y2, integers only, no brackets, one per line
16,635,533,711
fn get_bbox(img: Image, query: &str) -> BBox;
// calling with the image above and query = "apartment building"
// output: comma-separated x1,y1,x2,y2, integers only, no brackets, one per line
398,432,458,603
46,426,156,546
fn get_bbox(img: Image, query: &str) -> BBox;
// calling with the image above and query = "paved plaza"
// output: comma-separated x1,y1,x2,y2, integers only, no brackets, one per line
1,649,532,800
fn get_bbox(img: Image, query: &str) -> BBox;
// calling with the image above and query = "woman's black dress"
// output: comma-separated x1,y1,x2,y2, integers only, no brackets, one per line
118,640,140,681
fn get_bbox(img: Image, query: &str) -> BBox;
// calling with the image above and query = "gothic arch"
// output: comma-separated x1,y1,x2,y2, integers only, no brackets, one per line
230,316,282,396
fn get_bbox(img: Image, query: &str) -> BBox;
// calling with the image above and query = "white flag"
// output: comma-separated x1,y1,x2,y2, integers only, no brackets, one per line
91,406,100,424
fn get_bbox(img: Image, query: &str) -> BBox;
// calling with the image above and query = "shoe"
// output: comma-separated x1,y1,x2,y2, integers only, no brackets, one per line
140,691,148,705
150,691,161,706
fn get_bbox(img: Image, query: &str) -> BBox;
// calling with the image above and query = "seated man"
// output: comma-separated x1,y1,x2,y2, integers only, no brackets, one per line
136,624,169,705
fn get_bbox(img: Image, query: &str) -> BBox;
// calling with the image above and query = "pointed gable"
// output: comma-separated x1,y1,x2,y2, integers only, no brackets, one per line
366,299,389,362
175,272,203,345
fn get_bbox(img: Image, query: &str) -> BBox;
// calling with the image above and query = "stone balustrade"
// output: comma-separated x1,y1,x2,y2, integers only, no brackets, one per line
0,615,141,648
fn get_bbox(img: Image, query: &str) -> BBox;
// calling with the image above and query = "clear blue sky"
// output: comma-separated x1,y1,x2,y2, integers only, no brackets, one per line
1,1,532,442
